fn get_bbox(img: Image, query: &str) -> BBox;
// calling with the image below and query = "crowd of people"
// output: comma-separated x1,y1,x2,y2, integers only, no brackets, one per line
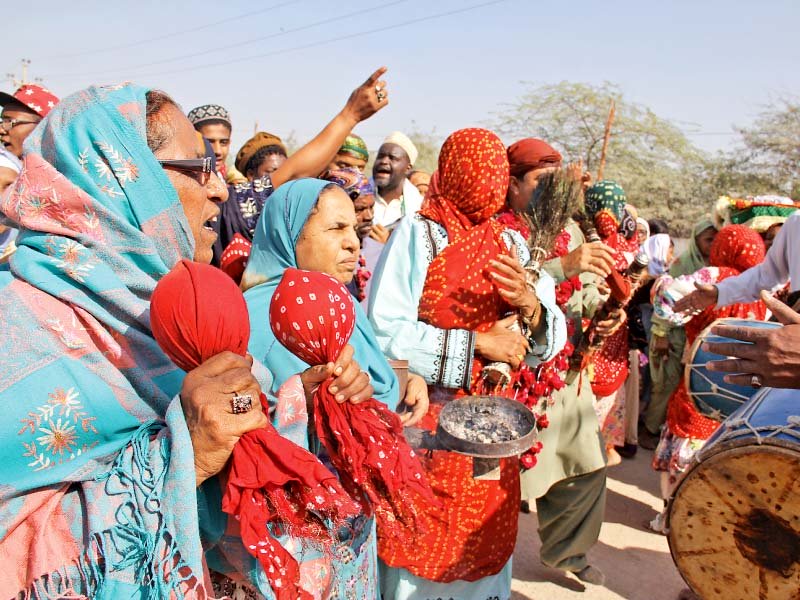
0,68,798,600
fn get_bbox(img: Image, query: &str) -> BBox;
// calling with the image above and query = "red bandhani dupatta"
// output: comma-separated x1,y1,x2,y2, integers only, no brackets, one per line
381,128,520,582
589,212,639,397
269,268,436,542
150,260,359,600
219,233,252,284
417,128,512,388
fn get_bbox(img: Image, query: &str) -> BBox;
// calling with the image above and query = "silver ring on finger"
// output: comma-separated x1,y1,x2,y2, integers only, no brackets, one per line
231,392,254,414
750,374,763,389
377,91,386,102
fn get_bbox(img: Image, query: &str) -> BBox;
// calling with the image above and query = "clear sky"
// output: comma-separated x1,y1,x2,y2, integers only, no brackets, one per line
4,0,798,159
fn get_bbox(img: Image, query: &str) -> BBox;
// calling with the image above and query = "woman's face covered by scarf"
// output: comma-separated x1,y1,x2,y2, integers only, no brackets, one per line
295,185,361,284
695,225,718,260
435,128,509,225
585,180,628,239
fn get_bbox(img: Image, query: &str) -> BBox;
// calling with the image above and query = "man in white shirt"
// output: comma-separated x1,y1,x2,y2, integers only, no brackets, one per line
676,211,800,389
676,211,799,311
370,131,423,239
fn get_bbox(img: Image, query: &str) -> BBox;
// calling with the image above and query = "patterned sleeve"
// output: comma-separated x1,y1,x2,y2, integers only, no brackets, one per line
653,267,721,326
502,229,567,365
369,217,475,391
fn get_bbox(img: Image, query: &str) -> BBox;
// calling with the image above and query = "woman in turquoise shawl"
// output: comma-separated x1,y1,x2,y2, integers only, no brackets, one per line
242,178,400,405
242,178,432,598
0,83,263,597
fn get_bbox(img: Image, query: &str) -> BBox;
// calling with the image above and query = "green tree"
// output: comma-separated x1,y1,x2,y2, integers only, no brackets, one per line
734,97,800,198
492,81,714,236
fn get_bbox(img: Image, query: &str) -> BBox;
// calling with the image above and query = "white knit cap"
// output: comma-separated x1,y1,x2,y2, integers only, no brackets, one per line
382,131,418,165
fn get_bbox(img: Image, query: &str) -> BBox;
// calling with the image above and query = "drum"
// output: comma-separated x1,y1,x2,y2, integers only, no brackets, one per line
668,387,800,599
686,317,781,421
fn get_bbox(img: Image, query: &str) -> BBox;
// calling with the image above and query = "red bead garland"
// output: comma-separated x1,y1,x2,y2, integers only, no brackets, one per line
512,228,578,471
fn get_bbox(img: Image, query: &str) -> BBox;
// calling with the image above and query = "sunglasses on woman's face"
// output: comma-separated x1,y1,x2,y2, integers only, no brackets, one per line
158,156,213,186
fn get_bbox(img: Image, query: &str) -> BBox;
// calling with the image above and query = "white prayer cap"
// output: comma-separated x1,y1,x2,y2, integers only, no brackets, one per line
382,131,418,166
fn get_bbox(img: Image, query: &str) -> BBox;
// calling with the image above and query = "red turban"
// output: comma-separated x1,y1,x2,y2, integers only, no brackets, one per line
150,260,360,600
507,138,562,178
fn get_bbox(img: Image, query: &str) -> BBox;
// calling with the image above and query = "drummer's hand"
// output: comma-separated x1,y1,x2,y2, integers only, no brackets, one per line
650,333,670,365
595,308,627,338
705,291,800,389
301,344,374,404
398,373,429,427
674,282,718,314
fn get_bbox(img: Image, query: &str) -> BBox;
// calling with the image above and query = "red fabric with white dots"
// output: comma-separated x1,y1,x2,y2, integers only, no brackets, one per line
150,260,359,600
269,268,436,544
386,129,520,582
219,233,252,284
418,128,512,385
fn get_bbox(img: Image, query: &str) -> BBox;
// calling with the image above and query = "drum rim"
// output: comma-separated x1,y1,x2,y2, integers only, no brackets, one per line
666,443,800,595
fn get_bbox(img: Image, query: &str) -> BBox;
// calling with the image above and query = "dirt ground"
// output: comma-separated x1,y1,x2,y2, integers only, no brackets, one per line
511,448,689,600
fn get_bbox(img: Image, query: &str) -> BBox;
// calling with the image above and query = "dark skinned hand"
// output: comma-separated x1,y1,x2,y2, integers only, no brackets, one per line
705,291,800,389
180,352,269,487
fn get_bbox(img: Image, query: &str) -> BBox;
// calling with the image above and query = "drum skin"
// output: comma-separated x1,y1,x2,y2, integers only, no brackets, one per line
668,388,800,599
686,318,781,421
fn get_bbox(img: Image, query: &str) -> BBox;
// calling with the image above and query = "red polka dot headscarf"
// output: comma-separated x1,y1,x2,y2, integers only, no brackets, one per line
709,224,765,273
419,128,509,234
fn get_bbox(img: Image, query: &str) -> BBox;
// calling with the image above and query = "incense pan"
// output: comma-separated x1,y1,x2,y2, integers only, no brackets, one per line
436,395,538,458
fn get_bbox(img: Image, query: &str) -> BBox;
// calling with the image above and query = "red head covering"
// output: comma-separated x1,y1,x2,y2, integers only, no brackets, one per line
420,128,509,232
150,260,359,600
709,224,765,272
0,84,59,118
507,138,563,178
418,128,511,335
667,225,767,440
269,268,436,541
219,233,252,284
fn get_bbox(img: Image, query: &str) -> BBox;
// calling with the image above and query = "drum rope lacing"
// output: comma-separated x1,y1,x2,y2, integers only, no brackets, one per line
688,361,755,416
697,390,800,461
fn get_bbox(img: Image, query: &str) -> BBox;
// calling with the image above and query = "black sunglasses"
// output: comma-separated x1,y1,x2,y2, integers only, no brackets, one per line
158,156,213,186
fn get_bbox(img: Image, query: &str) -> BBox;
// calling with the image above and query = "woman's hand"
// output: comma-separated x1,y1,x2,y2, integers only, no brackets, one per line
561,242,616,279
595,308,627,338
397,373,429,427
489,252,539,319
301,344,374,405
475,315,530,369
180,352,269,487
341,67,389,125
